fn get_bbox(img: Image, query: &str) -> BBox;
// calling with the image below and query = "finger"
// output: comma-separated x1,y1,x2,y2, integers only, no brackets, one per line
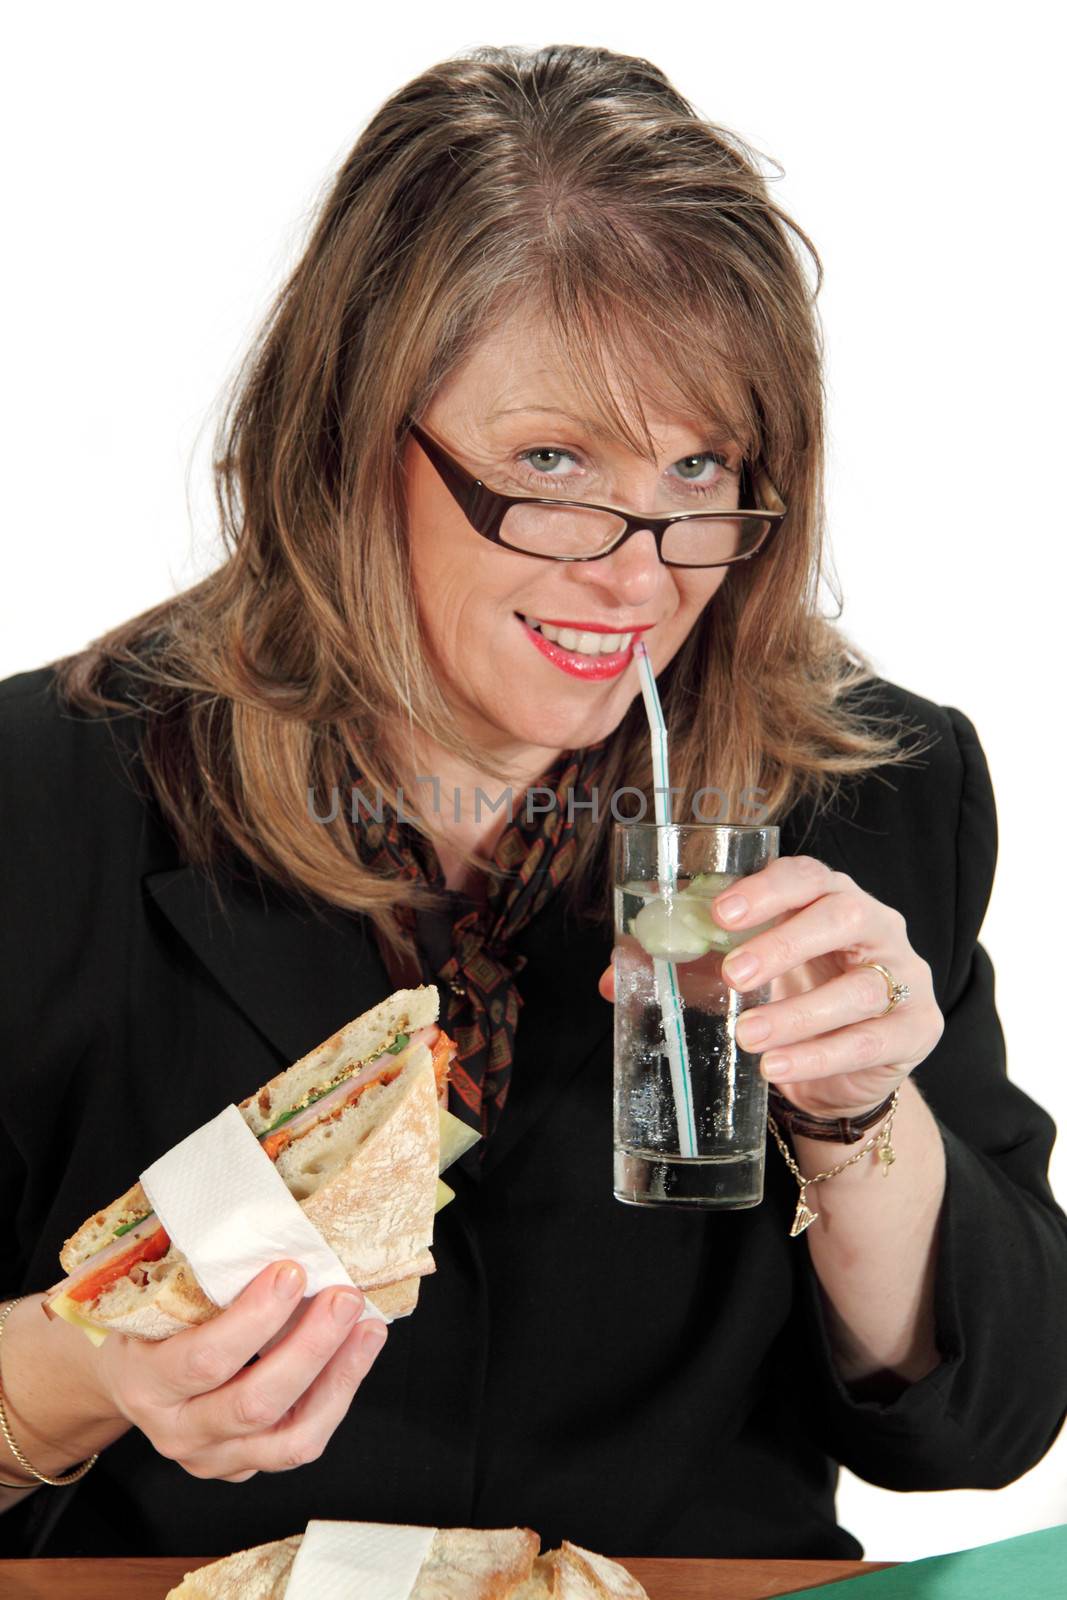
143,1262,309,1408
735,964,915,1053
712,853,837,927
176,1285,367,1455
713,856,859,974
184,1317,388,1481
257,1301,308,1359
757,1011,927,1086
598,965,615,1003
718,882,906,993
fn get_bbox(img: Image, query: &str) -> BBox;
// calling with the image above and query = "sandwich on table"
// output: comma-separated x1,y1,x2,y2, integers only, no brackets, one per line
167,1523,651,1599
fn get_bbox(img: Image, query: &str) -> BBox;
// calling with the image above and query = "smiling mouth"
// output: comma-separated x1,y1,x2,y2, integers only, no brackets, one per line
517,615,644,656
514,613,650,682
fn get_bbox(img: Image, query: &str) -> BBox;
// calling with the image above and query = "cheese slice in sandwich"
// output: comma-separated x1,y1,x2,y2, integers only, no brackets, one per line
166,1525,542,1600
44,985,474,1342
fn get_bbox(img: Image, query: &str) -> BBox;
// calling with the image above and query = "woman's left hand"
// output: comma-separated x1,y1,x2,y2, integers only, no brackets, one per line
598,854,945,1121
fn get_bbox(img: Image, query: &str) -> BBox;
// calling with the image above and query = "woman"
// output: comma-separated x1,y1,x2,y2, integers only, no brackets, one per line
2,42,1065,1563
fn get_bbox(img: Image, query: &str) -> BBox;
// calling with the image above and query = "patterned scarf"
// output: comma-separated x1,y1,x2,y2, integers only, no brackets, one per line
351,740,608,1144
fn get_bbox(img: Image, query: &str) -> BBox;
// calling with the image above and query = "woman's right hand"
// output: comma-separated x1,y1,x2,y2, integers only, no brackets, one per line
94,1261,387,1482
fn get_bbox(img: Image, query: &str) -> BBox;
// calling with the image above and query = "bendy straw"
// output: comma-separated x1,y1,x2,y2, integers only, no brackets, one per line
633,640,698,1158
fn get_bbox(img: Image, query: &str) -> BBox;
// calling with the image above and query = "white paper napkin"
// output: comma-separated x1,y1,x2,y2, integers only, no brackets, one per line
140,1104,387,1322
283,1520,437,1599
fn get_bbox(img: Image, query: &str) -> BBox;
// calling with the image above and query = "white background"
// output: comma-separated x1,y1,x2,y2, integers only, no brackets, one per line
3,0,1065,1563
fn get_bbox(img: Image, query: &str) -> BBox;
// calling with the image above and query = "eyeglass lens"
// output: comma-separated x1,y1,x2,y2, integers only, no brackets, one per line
499,502,772,565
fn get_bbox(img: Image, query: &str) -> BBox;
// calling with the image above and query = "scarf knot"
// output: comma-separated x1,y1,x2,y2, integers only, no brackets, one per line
350,740,607,1144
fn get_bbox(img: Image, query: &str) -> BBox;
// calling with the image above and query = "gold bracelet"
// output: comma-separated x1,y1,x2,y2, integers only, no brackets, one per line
0,1298,99,1487
767,1088,900,1237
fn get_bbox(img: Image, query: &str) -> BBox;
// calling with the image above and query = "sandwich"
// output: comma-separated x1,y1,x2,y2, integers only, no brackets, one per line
43,986,476,1342
166,1524,649,1600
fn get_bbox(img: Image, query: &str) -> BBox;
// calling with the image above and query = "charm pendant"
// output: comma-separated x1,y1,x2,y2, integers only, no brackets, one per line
879,1139,896,1176
790,1190,819,1236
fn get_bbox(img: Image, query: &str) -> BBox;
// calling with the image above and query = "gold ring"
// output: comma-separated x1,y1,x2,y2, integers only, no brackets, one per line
858,961,910,1016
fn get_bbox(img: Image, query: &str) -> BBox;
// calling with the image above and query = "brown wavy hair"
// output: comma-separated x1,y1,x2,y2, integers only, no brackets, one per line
50,42,937,962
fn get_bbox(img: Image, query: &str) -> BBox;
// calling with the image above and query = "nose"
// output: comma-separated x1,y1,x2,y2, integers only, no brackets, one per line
566,526,664,607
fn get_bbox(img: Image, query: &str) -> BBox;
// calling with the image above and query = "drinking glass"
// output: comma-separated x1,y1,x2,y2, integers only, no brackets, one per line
613,823,780,1208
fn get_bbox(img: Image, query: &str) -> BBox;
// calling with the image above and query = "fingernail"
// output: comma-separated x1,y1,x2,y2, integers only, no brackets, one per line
723,951,758,984
362,1321,388,1350
737,1014,770,1046
762,1053,792,1079
332,1292,362,1326
715,894,748,924
274,1263,304,1298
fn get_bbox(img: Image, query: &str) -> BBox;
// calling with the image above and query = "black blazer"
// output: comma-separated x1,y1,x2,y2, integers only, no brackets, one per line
2,664,1066,1562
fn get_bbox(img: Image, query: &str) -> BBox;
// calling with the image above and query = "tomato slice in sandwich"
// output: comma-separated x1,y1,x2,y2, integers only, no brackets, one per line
66,1224,172,1304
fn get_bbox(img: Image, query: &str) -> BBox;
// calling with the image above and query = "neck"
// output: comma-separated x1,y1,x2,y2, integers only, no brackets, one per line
398,729,565,893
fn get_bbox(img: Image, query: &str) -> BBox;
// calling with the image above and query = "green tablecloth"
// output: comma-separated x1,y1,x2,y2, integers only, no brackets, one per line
787,1524,1067,1598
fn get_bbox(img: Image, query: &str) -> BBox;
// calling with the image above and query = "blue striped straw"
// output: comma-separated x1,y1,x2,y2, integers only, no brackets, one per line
633,641,698,1158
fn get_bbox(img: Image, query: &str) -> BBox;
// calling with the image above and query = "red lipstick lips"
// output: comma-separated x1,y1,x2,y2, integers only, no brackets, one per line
517,615,646,681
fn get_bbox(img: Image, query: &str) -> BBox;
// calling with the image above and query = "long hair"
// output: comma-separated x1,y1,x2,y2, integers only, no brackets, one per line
51,43,937,962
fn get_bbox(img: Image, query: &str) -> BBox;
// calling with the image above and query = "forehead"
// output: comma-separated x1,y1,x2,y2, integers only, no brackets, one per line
436,300,747,457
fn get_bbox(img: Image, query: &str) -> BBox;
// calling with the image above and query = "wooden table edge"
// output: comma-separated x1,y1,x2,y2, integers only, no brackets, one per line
0,1553,898,1598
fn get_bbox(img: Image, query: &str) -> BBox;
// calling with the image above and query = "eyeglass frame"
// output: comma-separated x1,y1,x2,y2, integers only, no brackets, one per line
401,414,787,568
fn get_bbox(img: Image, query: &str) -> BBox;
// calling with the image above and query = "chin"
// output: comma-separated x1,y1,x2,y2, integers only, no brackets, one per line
498,696,629,754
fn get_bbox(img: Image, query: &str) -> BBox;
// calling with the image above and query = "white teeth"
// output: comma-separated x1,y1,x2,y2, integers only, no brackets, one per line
522,617,635,656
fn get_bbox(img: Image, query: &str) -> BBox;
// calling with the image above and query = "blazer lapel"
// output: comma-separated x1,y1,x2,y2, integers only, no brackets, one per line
142,864,393,1070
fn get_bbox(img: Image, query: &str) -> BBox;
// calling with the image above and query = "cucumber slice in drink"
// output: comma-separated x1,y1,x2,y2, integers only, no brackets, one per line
698,919,744,954
673,886,747,953
630,872,776,962
686,871,739,898
632,895,715,962
676,896,741,955
678,872,772,950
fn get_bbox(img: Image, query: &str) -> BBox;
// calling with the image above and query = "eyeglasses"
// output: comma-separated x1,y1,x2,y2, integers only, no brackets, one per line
402,415,786,568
